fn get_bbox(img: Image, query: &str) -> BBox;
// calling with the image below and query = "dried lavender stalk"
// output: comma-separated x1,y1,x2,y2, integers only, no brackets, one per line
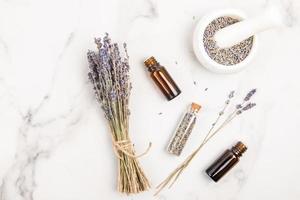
155,89,257,195
87,34,150,194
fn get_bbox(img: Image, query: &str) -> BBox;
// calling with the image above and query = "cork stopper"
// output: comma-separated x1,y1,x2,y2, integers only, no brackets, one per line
232,141,247,157
144,56,159,68
191,102,201,113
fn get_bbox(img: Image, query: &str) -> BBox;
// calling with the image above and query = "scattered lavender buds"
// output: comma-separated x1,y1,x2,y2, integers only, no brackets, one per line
203,16,254,66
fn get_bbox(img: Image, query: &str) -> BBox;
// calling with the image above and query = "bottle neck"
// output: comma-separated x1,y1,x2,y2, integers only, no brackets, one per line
147,65,160,72
144,56,161,72
231,141,247,157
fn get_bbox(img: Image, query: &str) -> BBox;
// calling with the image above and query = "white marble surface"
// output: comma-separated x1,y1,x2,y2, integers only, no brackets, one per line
0,0,300,199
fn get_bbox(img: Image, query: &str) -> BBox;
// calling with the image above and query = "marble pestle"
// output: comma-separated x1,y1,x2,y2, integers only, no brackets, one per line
214,4,287,48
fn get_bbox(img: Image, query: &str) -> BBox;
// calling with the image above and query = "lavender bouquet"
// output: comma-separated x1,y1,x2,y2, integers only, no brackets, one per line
87,34,150,194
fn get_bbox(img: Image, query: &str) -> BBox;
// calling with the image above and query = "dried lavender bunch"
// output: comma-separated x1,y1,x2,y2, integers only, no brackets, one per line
87,34,150,194
155,89,257,195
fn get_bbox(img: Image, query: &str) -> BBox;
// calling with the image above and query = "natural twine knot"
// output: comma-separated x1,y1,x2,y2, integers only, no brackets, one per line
112,139,152,159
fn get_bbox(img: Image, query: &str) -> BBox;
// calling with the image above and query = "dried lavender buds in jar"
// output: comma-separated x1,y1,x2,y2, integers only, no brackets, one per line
203,16,254,66
167,103,201,156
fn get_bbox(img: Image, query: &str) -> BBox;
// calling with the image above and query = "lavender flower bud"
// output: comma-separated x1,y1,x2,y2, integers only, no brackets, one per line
109,90,117,101
228,91,235,99
244,89,256,101
236,104,242,109
236,110,242,115
242,103,256,111
88,72,94,83
94,38,102,48
123,43,129,58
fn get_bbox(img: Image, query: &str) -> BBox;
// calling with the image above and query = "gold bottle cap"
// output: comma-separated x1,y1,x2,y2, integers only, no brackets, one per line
144,56,158,68
191,102,201,113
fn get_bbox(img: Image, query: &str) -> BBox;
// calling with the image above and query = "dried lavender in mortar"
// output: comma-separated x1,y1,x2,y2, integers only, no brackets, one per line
203,16,254,66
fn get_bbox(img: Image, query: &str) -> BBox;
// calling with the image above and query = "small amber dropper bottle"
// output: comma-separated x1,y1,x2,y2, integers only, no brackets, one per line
144,57,181,100
206,141,247,182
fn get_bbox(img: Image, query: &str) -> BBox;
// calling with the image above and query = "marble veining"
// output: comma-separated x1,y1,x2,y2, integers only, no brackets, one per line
0,0,300,200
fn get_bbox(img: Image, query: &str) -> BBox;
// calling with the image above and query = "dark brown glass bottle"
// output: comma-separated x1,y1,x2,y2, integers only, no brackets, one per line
144,57,181,101
206,141,247,182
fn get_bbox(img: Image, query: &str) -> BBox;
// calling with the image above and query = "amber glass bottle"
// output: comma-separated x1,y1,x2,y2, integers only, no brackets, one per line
144,57,181,101
206,141,247,182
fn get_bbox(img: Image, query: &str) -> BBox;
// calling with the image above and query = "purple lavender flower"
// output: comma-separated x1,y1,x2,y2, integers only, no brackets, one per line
242,103,256,111
87,34,132,120
228,91,235,99
94,38,102,48
236,104,242,109
244,89,256,101
236,110,242,115
88,72,94,83
109,90,117,101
